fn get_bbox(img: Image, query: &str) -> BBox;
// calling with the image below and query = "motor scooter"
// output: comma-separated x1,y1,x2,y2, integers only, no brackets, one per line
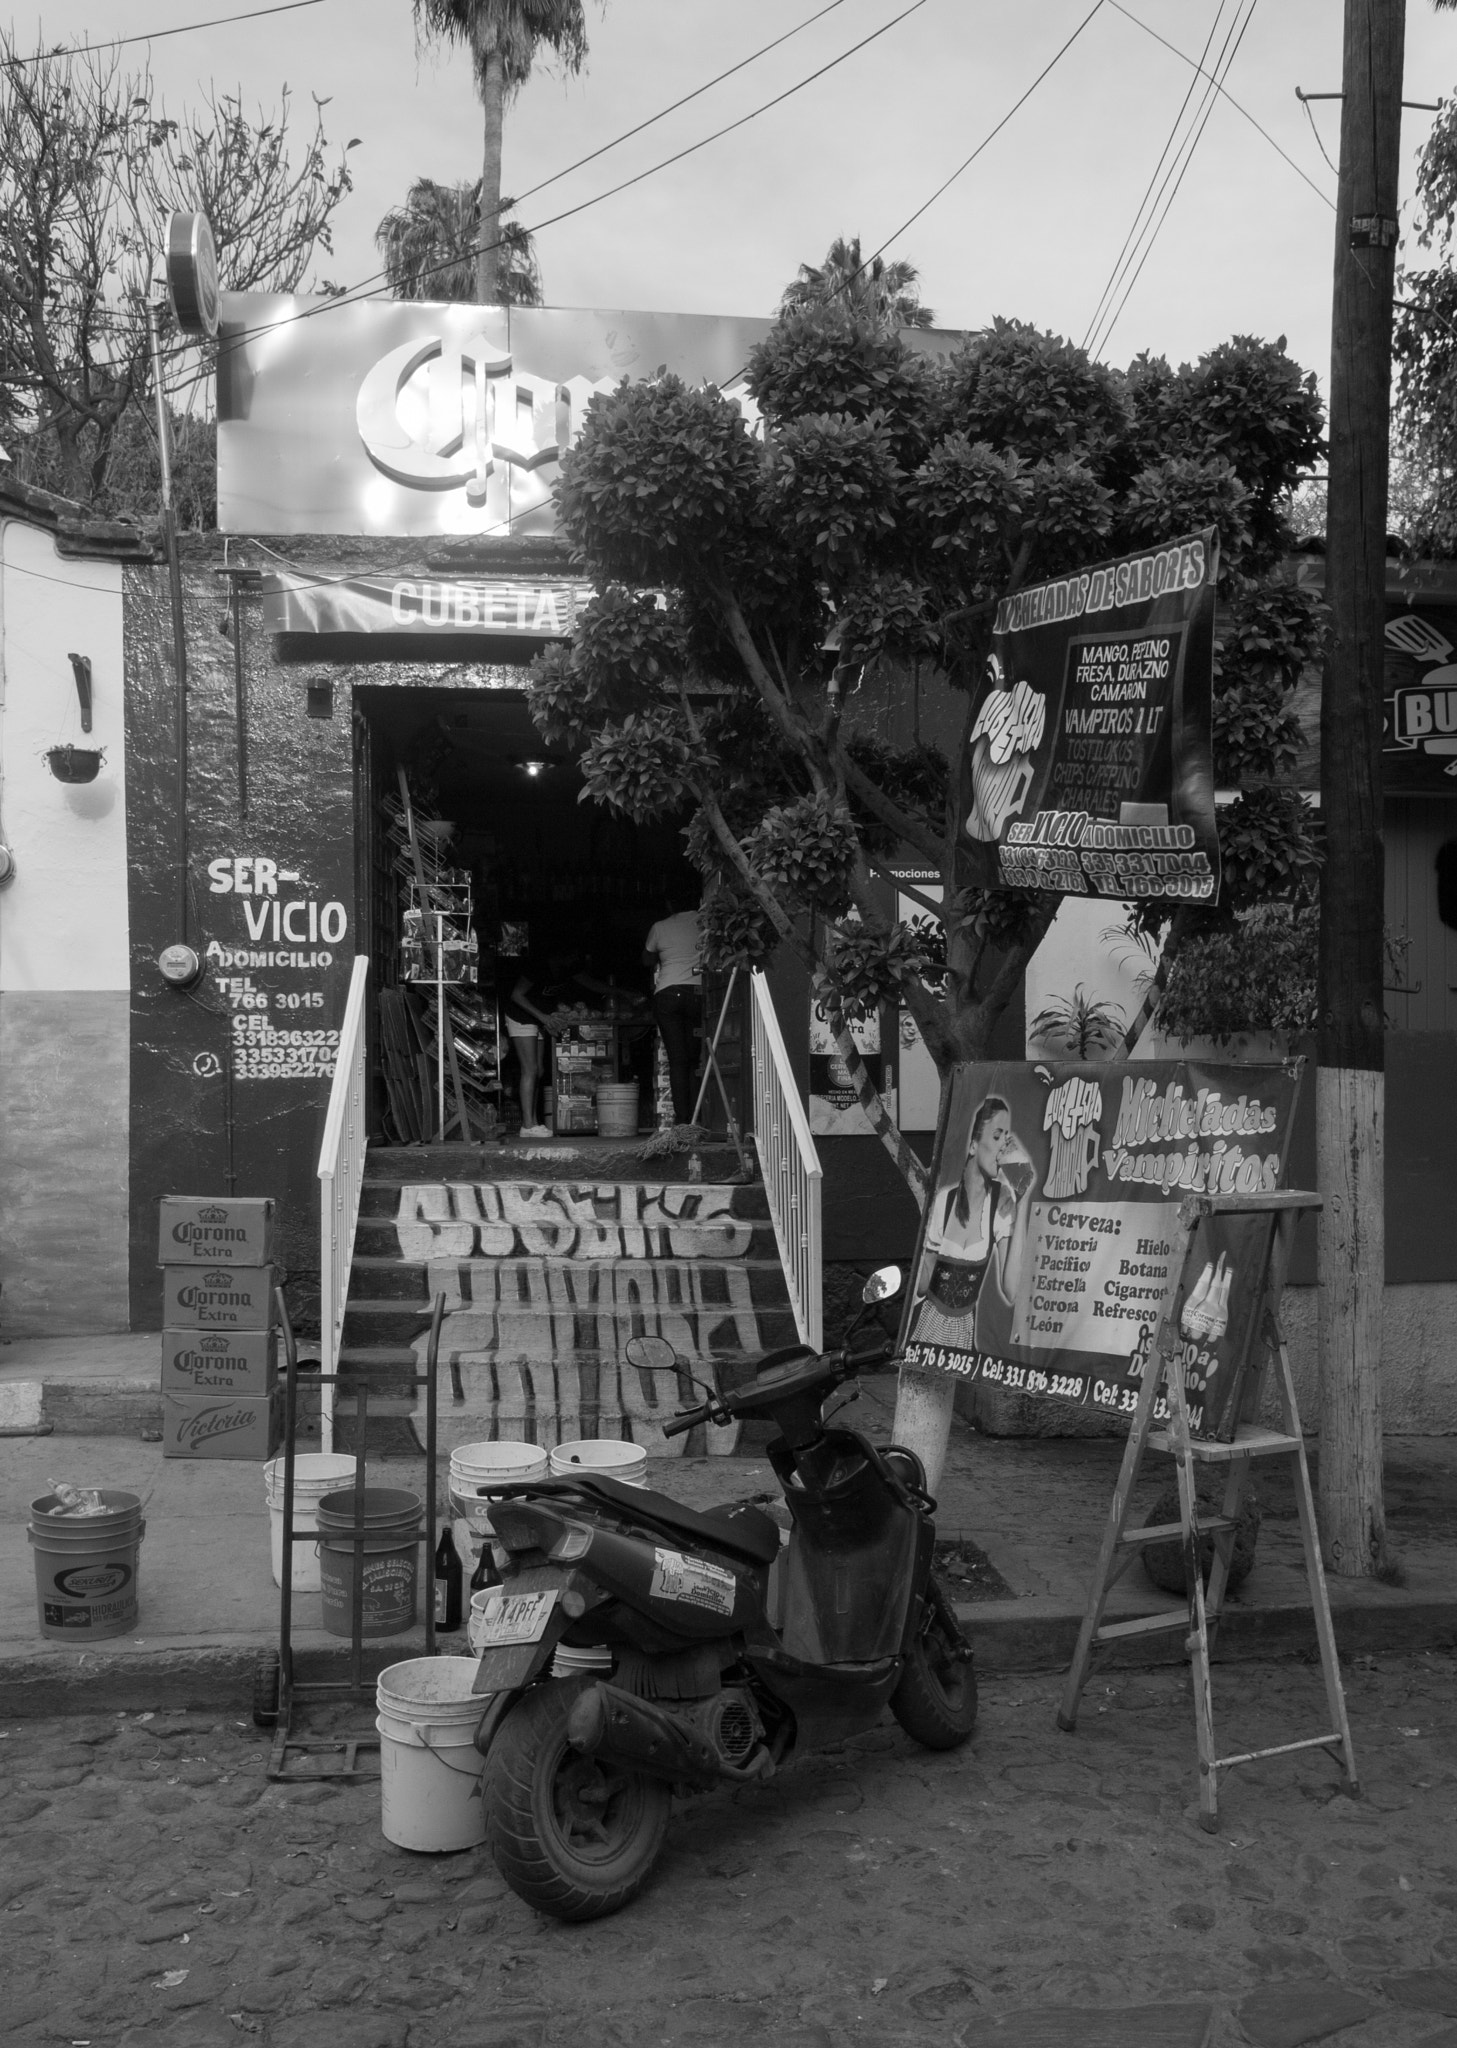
468,1265,977,1921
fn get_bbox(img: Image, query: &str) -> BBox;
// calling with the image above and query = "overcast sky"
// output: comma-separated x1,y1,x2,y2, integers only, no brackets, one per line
11,0,1457,394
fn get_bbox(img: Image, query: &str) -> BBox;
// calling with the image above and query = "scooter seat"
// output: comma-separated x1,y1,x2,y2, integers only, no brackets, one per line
554,1474,782,1567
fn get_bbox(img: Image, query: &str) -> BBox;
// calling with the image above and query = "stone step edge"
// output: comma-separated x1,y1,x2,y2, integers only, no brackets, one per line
347,1253,791,1272
2,1589,1448,1715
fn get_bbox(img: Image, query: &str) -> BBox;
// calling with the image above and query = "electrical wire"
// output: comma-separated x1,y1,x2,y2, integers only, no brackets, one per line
1107,0,1332,212
865,0,1107,266
511,0,852,206
1082,0,1233,352
1299,92,1339,179
203,0,933,364
1087,0,1251,359
2,0,325,67
1088,0,1258,360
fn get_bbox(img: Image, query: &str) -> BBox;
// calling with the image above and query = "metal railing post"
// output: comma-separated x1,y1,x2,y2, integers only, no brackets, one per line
747,970,822,1351
317,956,371,1454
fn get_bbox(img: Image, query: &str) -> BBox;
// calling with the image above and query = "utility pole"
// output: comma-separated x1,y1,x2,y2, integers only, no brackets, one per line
1317,0,1404,1576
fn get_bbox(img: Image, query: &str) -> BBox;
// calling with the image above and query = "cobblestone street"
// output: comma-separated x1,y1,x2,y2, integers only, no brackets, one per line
4,1650,1457,2047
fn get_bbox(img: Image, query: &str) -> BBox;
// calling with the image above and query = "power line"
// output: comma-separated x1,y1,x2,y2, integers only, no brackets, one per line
512,0,852,206
1087,0,1251,359
867,0,1107,265
1091,0,1259,358
207,0,933,362
1107,0,1333,213
1083,0,1233,352
1300,91,1339,179
2,0,326,67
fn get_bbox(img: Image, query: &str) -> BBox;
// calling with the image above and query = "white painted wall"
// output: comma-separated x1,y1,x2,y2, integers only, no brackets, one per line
0,520,129,991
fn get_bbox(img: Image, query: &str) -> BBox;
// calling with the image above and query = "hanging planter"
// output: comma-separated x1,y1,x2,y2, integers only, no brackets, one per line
46,745,105,785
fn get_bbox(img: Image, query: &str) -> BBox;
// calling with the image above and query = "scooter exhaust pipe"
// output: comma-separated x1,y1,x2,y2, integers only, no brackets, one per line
566,1683,772,1787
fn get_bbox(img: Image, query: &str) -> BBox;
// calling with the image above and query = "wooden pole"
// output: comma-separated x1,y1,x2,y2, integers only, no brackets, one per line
1317,0,1404,1576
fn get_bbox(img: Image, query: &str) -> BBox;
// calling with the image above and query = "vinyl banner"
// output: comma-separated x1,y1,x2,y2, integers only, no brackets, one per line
962,530,1221,904
1382,606,1457,790
901,1059,1301,1439
260,570,588,640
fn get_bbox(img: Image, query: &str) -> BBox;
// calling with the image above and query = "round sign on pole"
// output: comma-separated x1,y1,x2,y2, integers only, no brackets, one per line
166,212,220,339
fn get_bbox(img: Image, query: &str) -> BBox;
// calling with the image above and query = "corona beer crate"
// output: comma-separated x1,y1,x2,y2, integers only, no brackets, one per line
158,1196,275,1266
161,1386,283,1461
161,1265,276,1330
161,1327,277,1396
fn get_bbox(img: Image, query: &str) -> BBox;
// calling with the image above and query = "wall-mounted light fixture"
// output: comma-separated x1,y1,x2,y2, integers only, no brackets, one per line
521,759,547,778
67,653,93,732
0,844,15,887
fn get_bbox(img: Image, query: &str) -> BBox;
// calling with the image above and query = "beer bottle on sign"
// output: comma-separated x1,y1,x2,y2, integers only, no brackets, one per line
434,1525,463,1631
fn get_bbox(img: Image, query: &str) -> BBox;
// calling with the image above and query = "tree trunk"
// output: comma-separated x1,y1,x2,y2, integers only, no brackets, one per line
477,48,506,305
1317,0,1401,1577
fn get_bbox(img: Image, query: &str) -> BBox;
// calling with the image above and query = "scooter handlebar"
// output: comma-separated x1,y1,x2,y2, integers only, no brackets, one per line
662,1402,712,1440
843,1340,895,1373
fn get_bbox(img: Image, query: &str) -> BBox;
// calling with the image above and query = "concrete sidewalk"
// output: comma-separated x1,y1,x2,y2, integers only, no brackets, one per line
3,1354,1455,1713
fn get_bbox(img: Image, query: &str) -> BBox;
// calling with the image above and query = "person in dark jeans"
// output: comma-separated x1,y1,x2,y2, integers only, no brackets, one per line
644,901,702,1125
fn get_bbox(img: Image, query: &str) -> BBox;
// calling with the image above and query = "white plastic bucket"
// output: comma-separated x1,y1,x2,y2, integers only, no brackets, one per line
595,1082,640,1137
263,1453,358,1592
376,1658,486,1853
448,1440,548,1537
549,1438,648,1488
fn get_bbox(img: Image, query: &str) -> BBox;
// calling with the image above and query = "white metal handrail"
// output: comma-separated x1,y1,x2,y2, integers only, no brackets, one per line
317,954,370,1453
748,969,823,1352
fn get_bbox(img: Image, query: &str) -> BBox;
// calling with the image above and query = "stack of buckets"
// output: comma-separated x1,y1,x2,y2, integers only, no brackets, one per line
263,1452,357,1592
369,1434,648,1853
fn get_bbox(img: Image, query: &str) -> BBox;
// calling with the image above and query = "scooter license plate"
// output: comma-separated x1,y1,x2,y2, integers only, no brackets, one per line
473,1588,558,1648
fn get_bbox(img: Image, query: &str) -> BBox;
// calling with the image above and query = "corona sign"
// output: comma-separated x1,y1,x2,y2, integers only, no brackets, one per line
216,295,940,536
353,317,605,527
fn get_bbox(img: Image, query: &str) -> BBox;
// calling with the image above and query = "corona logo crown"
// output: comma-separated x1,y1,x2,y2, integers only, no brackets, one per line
355,313,616,523
198,1205,229,1225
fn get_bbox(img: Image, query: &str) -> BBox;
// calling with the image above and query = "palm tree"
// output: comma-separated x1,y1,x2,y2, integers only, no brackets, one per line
376,176,542,304
780,234,934,332
412,1,589,304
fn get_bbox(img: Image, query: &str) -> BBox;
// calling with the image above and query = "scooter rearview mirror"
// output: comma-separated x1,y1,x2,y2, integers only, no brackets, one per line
861,1265,903,1305
625,1334,677,1374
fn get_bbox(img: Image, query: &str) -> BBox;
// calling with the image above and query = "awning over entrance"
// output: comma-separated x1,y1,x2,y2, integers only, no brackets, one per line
260,570,591,639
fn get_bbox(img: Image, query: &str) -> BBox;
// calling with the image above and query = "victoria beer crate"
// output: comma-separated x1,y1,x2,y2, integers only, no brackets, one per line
157,1196,275,1266
162,1386,283,1461
161,1265,276,1330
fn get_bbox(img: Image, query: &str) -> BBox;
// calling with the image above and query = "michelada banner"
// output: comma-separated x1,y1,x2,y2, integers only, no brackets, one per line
900,1059,1302,1439
962,529,1221,905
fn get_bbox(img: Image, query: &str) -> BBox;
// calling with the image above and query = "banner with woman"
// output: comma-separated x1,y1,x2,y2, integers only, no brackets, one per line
900,1059,1303,1439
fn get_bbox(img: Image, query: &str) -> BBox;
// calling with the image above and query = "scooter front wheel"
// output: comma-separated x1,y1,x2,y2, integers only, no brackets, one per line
891,1574,979,1750
483,1681,671,1921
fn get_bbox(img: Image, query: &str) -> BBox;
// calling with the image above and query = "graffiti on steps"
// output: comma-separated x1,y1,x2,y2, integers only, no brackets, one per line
394,1180,756,1263
395,1183,779,1457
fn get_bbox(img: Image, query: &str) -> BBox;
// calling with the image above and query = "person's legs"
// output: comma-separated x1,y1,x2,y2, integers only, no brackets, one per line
654,987,702,1124
514,1032,540,1128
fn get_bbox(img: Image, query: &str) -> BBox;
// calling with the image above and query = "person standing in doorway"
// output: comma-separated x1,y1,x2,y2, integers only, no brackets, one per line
503,962,554,1138
643,897,702,1126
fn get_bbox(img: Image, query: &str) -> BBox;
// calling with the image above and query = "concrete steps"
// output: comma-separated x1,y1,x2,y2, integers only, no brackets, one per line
340,1172,795,1458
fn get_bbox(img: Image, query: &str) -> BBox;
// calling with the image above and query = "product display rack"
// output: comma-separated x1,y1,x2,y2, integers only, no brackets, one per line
253,1290,443,1783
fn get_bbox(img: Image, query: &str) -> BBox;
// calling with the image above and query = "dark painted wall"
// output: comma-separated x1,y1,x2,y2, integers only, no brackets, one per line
125,558,356,1329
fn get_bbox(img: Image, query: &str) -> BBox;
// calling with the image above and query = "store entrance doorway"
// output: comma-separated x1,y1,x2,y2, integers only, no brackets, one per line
357,684,704,1143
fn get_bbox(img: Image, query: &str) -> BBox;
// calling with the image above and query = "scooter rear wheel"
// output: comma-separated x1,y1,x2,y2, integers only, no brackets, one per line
891,1574,978,1749
484,1680,671,1921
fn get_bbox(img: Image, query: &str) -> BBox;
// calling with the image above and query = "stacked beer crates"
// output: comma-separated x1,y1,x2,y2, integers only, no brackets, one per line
158,1197,282,1460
